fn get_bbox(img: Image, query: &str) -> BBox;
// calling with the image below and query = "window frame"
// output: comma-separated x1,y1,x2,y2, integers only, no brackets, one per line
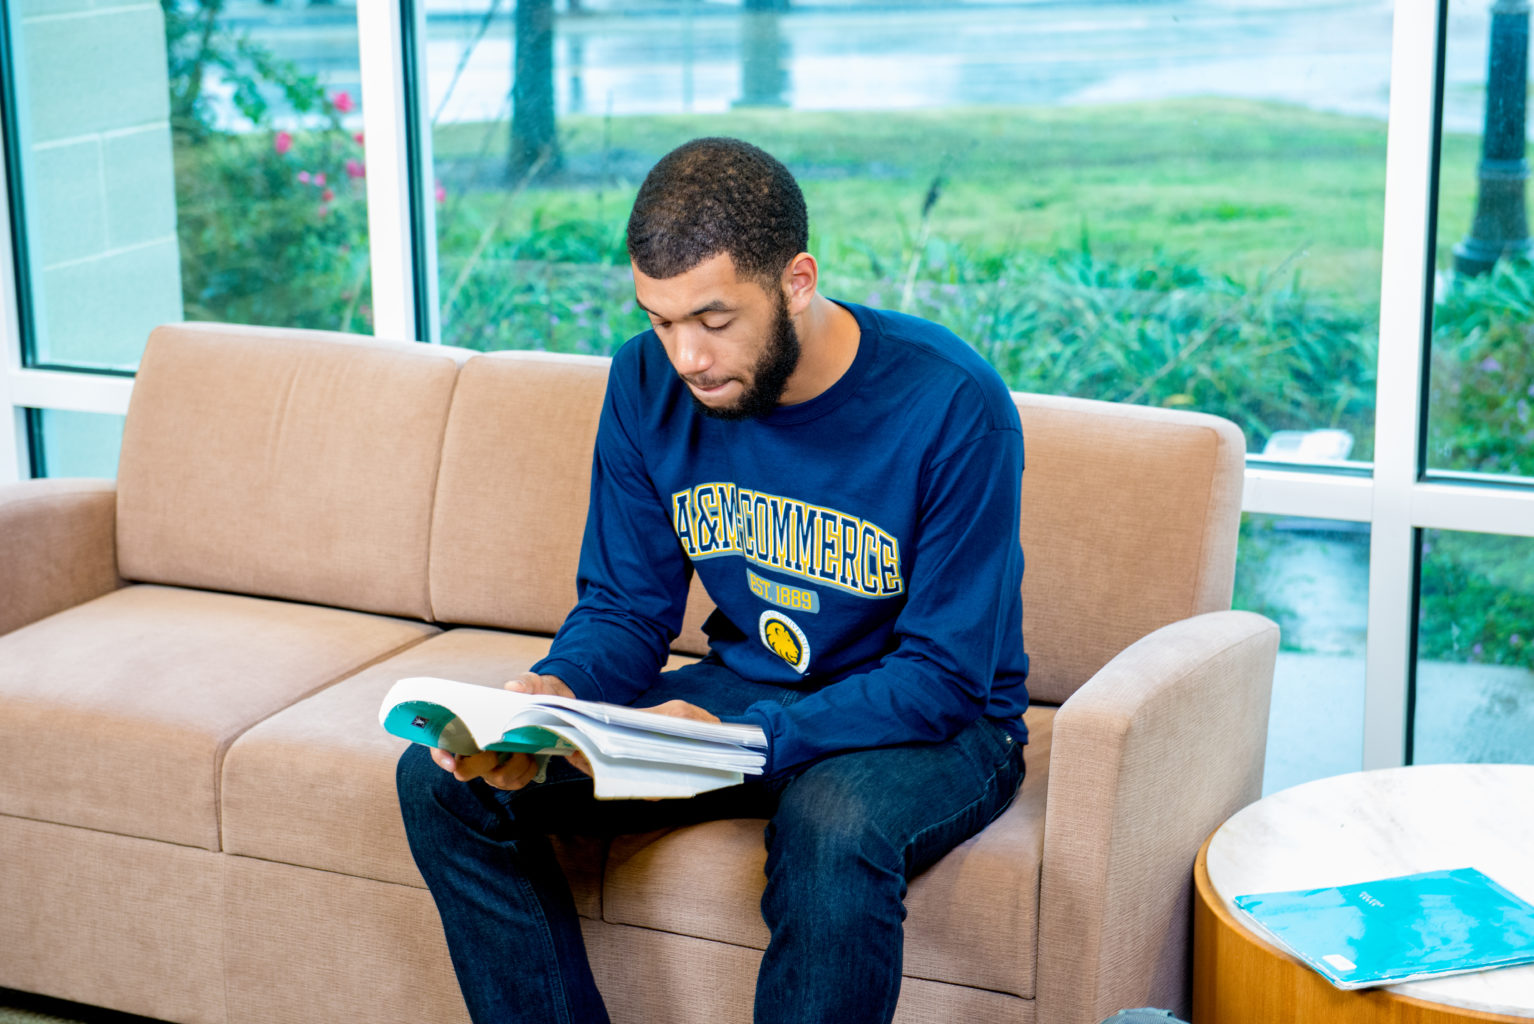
4,0,1530,777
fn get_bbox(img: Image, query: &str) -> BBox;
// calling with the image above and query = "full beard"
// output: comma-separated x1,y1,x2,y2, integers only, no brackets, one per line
693,294,802,421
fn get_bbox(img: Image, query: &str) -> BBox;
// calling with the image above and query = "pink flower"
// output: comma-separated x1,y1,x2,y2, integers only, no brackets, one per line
321,188,335,202
313,172,327,187
297,170,311,184
354,132,365,146
318,204,330,220
332,91,355,114
274,131,293,155
346,159,365,179
434,181,446,203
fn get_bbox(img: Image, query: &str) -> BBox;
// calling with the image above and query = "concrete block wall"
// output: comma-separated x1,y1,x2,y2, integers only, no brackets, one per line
11,0,183,370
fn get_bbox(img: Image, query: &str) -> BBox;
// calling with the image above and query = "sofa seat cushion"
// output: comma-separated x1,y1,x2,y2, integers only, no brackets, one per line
222,627,704,920
601,705,1054,1000
0,584,438,850
222,628,562,887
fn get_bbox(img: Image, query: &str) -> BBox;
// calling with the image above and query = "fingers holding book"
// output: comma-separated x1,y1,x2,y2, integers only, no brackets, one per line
639,699,721,725
504,671,576,700
428,742,594,789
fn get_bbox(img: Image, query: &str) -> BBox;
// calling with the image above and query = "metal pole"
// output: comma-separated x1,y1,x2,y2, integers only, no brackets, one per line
1453,0,1530,276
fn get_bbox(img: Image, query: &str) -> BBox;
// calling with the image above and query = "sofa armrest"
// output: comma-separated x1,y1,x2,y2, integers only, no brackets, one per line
1034,609,1279,1024
0,478,124,637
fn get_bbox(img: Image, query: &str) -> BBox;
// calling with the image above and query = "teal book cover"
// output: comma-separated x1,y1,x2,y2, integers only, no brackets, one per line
1233,866,1534,989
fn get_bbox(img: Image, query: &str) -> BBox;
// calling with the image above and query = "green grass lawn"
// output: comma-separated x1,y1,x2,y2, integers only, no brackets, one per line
179,95,1526,471
426,97,1494,315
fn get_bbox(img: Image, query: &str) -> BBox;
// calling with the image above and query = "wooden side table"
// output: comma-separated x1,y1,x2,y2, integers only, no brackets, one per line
1192,764,1534,1023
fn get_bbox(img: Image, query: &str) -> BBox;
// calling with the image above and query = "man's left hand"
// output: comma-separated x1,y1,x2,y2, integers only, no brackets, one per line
640,699,720,724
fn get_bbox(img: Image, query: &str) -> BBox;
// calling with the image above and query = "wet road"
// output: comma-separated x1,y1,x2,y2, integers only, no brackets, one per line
220,1,1510,133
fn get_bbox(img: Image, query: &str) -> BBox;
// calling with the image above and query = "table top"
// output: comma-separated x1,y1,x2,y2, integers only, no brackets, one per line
1205,763,1534,1019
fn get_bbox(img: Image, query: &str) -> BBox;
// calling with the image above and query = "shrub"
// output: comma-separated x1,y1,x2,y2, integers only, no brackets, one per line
1428,259,1534,477
1418,531,1534,670
164,0,370,331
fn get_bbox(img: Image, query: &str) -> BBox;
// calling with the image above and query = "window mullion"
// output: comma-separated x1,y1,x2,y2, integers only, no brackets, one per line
359,0,430,343
0,79,23,484
1364,0,1445,770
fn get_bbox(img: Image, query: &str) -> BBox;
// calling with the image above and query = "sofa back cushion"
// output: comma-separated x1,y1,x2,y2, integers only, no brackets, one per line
428,351,714,652
428,351,606,633
426,350,1241,685
116,323,466,620
1014,392,1245,705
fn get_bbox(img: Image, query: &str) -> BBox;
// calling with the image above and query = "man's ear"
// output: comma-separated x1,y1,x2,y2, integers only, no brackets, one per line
782,252,818,316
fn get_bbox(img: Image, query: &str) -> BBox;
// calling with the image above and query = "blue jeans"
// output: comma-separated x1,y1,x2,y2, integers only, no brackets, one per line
396,658,1026,1024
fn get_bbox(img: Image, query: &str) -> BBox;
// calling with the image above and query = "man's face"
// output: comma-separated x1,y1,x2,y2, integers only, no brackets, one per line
632,252,802,420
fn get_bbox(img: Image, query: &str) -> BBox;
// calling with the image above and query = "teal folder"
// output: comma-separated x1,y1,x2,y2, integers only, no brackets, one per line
1233,866,1534,989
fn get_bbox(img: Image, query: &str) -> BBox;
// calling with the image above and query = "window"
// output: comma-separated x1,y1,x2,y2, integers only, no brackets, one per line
27,409,122,479
1409,0,1534,767
1414,530,1534,764
422,0,1391,461
1427,0,1533,481
1236,515,1370,794
3,0,372,376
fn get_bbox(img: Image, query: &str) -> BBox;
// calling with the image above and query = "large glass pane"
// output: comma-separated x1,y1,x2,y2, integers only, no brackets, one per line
1428,0,1534,479
422,0,1391,460
1234,514,1369,794
3,1,370,373
1414,529,1534,764
29,409,124,479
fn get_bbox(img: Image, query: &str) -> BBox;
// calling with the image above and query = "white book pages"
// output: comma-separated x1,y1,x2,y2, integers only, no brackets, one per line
379,676,769,798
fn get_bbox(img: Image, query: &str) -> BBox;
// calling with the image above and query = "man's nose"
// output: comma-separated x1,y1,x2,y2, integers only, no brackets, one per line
672,328,714,375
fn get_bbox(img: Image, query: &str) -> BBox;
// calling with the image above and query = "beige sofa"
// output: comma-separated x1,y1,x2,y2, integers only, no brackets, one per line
0,322,1278,1024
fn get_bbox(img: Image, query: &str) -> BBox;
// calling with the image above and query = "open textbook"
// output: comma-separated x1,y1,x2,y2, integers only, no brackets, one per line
1233,866,1534,989
379,676,768,800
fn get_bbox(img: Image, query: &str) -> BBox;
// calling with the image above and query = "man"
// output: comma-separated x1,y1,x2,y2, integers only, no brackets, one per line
397,137,1030,1024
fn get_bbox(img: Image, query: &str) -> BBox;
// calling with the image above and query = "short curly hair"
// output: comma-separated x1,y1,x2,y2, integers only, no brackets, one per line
626,137,808,286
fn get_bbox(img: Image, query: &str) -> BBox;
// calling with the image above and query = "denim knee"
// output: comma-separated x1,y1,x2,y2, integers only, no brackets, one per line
762,779,906,919
395,743,483,839
395,743,441,815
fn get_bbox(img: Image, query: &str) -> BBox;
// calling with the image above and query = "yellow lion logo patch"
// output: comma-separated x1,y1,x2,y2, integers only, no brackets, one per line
764,621,800,664
758,611,810,674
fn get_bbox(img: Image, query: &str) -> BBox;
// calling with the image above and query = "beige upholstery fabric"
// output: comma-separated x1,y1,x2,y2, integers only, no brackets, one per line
117,323,467,619
428,352,610,633
430,350,718,654
587,924,1035,1024
220,627,607,907
221,851,1035,1024
0,478,122,637
675,571,715,656
0,584,436,849
223,625,697,910
0,815,226,1024
1013,393,1245,705
602,708,1054,1000
1036,610,1278,1023
223,856,469,1024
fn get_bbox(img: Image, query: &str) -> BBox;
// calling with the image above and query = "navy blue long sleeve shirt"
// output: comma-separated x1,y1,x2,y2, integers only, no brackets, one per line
532,300,1030,776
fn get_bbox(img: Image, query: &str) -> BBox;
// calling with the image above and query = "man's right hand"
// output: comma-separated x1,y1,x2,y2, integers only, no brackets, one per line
426,672,594,788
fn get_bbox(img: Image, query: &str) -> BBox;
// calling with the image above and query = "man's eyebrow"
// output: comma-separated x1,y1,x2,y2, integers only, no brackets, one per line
633,297,735,319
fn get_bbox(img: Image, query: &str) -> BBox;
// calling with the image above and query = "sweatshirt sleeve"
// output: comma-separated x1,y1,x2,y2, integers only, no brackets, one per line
531,359,692,705
731,424,1025,776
